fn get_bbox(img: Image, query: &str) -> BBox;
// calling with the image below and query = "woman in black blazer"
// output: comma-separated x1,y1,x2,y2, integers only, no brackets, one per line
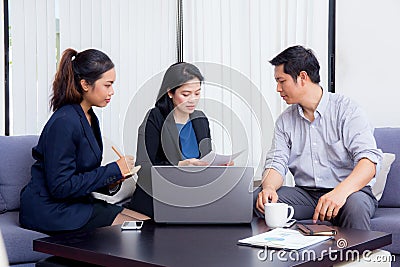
19,48,148,234
125,62,212,217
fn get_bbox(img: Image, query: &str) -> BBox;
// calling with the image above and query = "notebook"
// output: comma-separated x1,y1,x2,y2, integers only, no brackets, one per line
151,166,254,224
297,224,337,236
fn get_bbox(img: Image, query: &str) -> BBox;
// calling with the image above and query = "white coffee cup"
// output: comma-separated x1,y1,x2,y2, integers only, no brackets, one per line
264,202,294,228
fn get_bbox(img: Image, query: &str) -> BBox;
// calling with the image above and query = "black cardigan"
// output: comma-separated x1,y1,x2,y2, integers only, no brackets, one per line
125,107,212,217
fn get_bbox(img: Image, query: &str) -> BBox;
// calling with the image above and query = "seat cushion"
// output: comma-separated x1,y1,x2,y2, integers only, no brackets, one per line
0,211,48,264
0,135,38,212
371,208,400,254
374,128,400,207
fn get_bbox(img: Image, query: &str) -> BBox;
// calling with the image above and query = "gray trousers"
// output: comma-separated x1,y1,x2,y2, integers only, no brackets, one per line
254,186,378,230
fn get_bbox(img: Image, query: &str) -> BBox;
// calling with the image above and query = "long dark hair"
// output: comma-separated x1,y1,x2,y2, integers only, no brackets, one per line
155,62,204,118
50,48,114,111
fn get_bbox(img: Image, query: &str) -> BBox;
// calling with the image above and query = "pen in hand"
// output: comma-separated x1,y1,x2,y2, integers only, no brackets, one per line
112,145,123,158
111,146,141,178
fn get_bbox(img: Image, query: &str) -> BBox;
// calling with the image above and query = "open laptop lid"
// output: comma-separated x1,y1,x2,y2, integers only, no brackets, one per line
151,166,254,224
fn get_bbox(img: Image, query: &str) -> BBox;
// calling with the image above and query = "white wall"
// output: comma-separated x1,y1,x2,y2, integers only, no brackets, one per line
336,0,400,127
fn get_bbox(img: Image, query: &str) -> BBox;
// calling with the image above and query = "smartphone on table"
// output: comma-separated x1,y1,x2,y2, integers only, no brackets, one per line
121,221,143,230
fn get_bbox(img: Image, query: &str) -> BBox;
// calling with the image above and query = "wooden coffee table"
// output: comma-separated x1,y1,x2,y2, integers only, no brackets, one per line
34,218,391,267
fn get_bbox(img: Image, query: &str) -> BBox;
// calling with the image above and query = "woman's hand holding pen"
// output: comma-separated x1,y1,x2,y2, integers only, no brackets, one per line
112,146,137,179
116,155,135,179
109,154,134,191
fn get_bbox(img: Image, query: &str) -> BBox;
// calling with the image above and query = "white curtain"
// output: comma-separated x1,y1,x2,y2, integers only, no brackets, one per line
8,0,56,136
58,0,177,153
183,0,329,178
0,0,4,135
6,0,328,169
8,0,177,153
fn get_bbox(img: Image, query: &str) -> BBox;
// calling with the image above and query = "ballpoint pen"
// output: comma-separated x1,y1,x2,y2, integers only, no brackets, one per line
112,146,141,178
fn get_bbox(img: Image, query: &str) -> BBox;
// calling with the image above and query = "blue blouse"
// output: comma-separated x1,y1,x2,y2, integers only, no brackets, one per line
176,120,199,159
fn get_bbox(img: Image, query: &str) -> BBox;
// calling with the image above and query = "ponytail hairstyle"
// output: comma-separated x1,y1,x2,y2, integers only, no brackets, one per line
155,62,204,118
50,48,114,111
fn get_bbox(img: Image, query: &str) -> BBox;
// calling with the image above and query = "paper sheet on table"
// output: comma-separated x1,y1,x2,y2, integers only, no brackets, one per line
238,228,332,250
200,149,245,166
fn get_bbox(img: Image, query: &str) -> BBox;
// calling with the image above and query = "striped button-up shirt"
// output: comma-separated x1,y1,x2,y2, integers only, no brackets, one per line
264,89,382,188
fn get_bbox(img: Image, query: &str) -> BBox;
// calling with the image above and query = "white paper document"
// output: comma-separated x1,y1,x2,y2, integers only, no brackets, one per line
238,228,332,250
200,149,245,166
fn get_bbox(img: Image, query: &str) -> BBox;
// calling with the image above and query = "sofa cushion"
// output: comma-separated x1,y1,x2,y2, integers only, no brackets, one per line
0,211,48,264
373,128,400,207
0,135,38,212
372,153,395,201
371,208,400,254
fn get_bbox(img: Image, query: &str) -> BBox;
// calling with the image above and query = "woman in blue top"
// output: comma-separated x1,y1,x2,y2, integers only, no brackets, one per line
124,62,212,217
19,48,148,234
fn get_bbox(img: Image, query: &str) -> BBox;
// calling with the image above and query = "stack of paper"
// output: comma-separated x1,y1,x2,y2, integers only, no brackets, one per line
238,228,332,250
200,149,245,165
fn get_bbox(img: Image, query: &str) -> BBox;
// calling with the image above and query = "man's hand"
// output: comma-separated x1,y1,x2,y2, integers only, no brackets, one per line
256,185,278,214
312,158,377,223
312,188,348,223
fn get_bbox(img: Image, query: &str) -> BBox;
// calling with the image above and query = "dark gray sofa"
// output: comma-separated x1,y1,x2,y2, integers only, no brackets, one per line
0,135,48,266
371,127,400,254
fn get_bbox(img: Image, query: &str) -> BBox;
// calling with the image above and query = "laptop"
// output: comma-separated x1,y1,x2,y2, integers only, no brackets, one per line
151,166,254,224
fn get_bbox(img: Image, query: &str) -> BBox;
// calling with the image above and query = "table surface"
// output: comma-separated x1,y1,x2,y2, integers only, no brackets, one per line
34,218,391,267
